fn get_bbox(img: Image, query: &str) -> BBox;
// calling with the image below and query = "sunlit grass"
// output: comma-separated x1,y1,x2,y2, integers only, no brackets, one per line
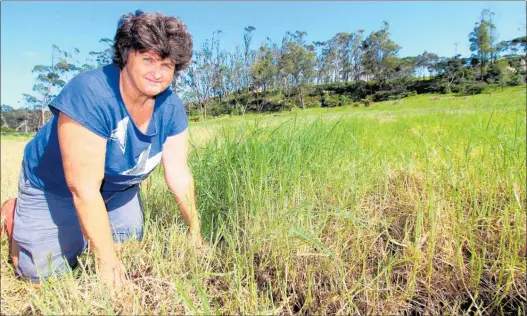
1,87,525,314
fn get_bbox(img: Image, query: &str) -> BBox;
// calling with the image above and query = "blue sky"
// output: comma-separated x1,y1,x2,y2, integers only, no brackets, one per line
1,1,525,108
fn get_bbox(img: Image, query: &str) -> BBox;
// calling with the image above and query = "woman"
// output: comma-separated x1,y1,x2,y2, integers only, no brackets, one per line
0,10,202,286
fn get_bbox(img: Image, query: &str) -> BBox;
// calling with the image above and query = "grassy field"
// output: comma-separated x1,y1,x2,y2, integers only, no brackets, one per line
1,87,526,315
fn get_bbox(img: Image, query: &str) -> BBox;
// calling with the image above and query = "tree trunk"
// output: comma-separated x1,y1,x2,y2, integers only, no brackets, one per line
16,120,26,132
41,107,46,128
1,114,9,129
480,57,485,81
263,84,267,106
256,91,260,112
299,85,305,109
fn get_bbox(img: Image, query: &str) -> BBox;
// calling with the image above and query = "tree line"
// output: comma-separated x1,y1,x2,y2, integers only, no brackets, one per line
2,9,525,132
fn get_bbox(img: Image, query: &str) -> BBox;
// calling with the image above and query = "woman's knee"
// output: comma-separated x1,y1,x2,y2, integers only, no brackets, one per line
15,245,82,283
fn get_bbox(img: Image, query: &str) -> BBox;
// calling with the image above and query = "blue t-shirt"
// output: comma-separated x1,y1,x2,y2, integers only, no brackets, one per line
22,63,188,195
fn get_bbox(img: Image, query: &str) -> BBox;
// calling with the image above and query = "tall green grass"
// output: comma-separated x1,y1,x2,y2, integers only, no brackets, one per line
1,88,525,314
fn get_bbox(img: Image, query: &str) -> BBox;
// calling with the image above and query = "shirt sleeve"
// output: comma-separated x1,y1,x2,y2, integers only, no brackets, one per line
167,96,189,137
49,72,111,139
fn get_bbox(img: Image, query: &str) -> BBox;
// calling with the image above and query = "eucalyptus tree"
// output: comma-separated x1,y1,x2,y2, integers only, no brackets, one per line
360,21,400,83
243,26,256,91
251,43,277,110
278,31,315,109
416,51,440,78
469,9,497,80
25,45,81,127
88,38,114,68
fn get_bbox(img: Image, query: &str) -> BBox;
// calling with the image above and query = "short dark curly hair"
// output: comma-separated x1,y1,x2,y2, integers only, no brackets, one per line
113,10,193,75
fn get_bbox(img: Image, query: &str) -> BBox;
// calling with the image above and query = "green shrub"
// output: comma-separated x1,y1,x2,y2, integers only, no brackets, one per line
372,90,406,102
462,83,499,96
450,85,464,94
361,97,374,107
1,126,15,134
438,85,450,94
508,73,525,86
281,101,297,111
307,100,321,107
230,105,244,116
407,90,417,97
321,92,339,107
189,115,202,122
304,95,321,108
339,95,352,106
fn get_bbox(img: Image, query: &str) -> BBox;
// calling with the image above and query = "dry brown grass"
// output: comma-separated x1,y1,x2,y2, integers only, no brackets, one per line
1,88,526,314
1,138,27,204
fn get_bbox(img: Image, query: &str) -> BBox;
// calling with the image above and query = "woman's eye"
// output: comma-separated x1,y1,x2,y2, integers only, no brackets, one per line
143,58,152,62
163,64,172,69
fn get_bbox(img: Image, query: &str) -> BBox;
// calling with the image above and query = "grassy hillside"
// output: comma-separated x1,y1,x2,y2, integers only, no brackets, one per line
1,87,525,314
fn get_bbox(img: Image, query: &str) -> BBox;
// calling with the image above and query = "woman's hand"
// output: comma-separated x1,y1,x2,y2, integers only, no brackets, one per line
189,228,203,248
163,130,204,252
98,258,127,288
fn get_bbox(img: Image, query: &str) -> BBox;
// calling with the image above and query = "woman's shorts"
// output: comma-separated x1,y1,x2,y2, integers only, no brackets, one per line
13,167,144,283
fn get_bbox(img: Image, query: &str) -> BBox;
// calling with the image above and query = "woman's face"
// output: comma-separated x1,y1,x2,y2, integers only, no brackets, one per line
123,50,175,97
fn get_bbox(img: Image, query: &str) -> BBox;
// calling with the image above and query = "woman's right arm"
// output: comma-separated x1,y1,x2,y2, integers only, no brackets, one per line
57,112,125,286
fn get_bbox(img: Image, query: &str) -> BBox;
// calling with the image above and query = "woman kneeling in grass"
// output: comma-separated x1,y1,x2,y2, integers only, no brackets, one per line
1,10,202,287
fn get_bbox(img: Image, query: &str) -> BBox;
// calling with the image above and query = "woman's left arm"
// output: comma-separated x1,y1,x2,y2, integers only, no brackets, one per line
162,128,202,247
